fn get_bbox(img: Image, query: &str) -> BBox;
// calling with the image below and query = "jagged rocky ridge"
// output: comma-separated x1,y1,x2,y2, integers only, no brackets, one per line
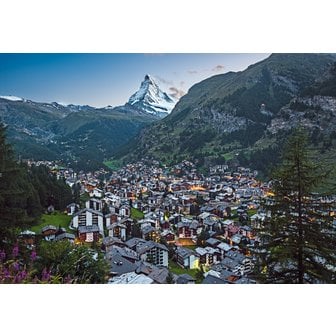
126,74,176,118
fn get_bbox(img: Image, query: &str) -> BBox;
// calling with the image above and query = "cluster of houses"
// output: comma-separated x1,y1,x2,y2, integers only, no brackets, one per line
20,157,336,284
31,159,284,284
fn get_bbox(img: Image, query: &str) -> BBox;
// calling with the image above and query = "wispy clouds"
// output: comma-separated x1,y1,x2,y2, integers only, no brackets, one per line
212,64,225,72
155,75,186,99
186,64,225,77
169,87,185,99
154,63,224,101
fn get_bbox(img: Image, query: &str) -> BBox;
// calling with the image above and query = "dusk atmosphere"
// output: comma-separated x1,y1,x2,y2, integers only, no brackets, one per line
0,53,270,106
1,1,336,336
1,51,336,286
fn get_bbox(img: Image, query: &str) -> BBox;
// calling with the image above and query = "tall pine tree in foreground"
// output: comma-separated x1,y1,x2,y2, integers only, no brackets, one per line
254,128,336,283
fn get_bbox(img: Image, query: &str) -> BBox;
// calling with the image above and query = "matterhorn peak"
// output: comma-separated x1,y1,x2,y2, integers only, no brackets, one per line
127,75,177,118
144,74,152,81
141,74,159,91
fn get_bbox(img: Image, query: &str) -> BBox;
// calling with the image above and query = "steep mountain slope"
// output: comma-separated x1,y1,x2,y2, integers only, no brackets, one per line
168,53,335,121
115,53,336,173
120,74,176,118
0,96,156,170
55,109,155,170
0,75,176,170
0,98,72,159
244,62,336,176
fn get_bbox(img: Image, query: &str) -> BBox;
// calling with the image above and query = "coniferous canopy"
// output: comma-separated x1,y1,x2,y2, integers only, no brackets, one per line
254,128,336,283
0,124,73,248
0,124,35,244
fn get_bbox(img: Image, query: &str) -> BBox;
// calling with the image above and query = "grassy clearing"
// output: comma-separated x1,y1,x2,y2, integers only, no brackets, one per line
168,260,200,282
131,208,145,221
230,209,238,219
247,209,257,217
30,211,72,234
223,152,235,161
103,160,122,171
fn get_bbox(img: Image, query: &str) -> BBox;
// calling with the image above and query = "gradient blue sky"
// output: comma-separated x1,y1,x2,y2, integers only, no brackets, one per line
0,53,270,107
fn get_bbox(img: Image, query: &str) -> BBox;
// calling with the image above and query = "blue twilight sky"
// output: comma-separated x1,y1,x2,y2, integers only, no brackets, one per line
0,53,270,107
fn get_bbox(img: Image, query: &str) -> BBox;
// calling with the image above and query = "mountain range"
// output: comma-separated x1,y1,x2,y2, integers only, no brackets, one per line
114,53,336,178
0,75,176,170
2,53,336,178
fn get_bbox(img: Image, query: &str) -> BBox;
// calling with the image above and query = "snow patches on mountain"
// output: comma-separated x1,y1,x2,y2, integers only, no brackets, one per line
127,75,177,117
0,95,24,102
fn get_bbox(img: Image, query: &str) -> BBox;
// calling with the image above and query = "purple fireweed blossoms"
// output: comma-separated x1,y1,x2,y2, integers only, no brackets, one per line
13,261,20,272
14,273,22,283
30,250,37,262
12,245,19,258
64,275,72,284
3,267,10,279
41,268,51,282
1,246,74,284
20,269,27,280
12,269,28,283
0,250,6,261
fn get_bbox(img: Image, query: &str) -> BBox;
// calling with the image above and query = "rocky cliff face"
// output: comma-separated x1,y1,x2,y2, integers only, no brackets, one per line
127,74,176,118
269,96,336,135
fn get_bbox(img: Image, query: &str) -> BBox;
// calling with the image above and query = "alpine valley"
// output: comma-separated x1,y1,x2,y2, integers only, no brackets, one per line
115,53,336,179
0,75,176,171
2,54,336,179
2,53,336,286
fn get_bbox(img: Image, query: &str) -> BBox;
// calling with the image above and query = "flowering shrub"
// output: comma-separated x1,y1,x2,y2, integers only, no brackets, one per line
0,245,73,284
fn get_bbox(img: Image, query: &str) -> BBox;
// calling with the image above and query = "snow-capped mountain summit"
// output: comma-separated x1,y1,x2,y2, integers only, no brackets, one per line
127,74,177,117
0,95,25,102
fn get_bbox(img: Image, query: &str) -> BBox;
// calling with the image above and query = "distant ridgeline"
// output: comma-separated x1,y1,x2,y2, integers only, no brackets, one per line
0,99,156,171
2,54,336,178
0,75,176,172
114,53,336,180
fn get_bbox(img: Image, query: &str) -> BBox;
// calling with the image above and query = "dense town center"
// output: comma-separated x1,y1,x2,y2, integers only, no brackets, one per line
18,159,282,284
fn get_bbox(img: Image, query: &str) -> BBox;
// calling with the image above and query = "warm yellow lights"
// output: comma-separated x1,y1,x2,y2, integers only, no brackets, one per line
189,186,206,191
191,259,200,269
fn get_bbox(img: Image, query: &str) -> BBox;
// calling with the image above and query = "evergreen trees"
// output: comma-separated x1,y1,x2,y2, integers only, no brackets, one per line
0,125,37,246
254,128,336,283
196,229,210,247
303,61,336,97
29,164,73,210
195,264,205,283
72,182,81,204
0,124,73,248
